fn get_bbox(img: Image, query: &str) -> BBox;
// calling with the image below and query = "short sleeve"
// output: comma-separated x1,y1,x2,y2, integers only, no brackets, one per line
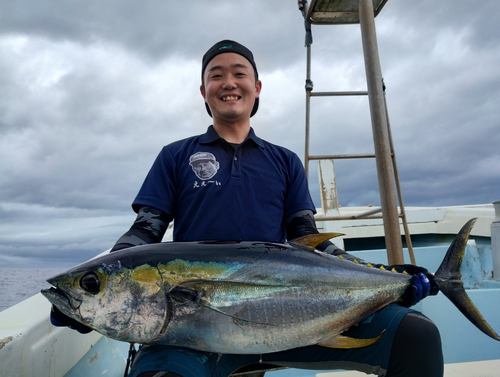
132,147,177,217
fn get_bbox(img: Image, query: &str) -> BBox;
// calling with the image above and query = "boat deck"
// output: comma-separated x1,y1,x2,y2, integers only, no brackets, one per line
318,359,500,376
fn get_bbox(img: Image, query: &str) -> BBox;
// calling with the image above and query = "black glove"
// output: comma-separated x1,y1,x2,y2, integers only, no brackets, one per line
397,273,431,307
384,264,439,307
50,305,92,334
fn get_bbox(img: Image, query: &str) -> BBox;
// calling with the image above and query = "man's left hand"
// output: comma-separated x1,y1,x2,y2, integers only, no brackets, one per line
400,273,432,307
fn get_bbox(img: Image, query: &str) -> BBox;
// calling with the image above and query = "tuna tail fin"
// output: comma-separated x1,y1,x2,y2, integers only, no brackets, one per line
434,218,500,341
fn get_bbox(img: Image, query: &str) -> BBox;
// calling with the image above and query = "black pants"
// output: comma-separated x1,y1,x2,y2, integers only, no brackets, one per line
386,312,443,376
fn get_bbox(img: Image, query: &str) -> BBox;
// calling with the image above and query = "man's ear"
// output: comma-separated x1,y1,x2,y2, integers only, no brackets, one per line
255,80,262,98
200,84,207,102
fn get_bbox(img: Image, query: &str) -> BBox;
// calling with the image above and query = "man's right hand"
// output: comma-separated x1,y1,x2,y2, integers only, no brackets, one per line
50,305,93,334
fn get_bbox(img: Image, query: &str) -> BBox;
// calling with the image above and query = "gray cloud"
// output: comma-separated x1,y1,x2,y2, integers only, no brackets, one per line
1,0,499,267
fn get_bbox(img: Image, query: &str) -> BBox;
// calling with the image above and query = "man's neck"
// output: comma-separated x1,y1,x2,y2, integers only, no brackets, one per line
212,120,251,144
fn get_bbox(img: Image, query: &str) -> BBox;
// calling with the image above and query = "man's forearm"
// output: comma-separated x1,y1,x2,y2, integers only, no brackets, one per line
111,206,171,252
285,209,346,256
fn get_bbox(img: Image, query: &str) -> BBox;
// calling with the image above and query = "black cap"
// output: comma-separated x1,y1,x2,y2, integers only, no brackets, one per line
201,40,259,118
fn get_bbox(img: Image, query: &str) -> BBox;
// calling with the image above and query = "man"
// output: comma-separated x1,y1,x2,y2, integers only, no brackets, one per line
52,40,442,377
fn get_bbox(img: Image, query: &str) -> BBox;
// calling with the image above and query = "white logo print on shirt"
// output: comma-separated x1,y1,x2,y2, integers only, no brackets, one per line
189,151,220,180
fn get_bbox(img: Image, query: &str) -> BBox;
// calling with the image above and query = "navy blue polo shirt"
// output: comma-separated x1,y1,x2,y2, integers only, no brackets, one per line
132,126,315,243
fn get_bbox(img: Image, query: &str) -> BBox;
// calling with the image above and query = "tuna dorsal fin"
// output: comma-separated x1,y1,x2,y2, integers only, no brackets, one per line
292,233,344,248
317,332,383,349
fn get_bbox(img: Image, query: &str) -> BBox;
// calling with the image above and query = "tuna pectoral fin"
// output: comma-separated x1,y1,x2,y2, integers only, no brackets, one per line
170,281,276,326
435,218,500,341
318,333,383,349
292,233,344,248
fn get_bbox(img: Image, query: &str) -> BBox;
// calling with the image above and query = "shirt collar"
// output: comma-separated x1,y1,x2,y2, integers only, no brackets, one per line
200,125,265,148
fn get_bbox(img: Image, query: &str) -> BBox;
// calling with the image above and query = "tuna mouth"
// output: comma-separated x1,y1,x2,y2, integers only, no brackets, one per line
41,286,82,310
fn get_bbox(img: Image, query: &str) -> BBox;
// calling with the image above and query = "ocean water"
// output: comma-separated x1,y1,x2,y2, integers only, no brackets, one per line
0,267,67,312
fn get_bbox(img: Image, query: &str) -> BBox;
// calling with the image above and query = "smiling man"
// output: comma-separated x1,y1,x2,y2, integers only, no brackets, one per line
200,44,262,141
115,40,324,245
50,40,441,377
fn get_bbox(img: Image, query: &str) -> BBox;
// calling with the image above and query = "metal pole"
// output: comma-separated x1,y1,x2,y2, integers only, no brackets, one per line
301,4,313,179
383,88,416,265
358,0,404,264
305,43,312,178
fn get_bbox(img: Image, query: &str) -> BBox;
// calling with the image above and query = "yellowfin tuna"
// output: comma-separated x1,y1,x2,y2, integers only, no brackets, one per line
42,219,500,354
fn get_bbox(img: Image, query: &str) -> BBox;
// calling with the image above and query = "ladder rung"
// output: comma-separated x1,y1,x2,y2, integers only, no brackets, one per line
310,91,368,97
308,153,376,160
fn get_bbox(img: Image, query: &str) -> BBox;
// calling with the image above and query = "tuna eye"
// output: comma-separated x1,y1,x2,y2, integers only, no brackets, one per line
80,273,100,294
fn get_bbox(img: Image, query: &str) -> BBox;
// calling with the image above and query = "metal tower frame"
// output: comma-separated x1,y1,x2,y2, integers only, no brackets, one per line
298,0,414,265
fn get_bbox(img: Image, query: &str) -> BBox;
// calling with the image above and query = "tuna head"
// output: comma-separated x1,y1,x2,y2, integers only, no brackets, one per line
41,261,168,343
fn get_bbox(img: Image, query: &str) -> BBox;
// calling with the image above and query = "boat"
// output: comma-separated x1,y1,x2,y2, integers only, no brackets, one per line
2,1,499,376
1,203,499,377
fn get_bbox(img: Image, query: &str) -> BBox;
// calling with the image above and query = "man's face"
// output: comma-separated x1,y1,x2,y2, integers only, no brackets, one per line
200,53,261,122
194,160,218,180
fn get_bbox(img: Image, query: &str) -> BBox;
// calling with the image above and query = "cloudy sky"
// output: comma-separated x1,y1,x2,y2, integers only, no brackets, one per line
1,0,499,268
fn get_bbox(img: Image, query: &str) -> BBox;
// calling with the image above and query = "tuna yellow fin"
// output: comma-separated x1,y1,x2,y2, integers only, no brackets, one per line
317,333,383,349
292,233,344,248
